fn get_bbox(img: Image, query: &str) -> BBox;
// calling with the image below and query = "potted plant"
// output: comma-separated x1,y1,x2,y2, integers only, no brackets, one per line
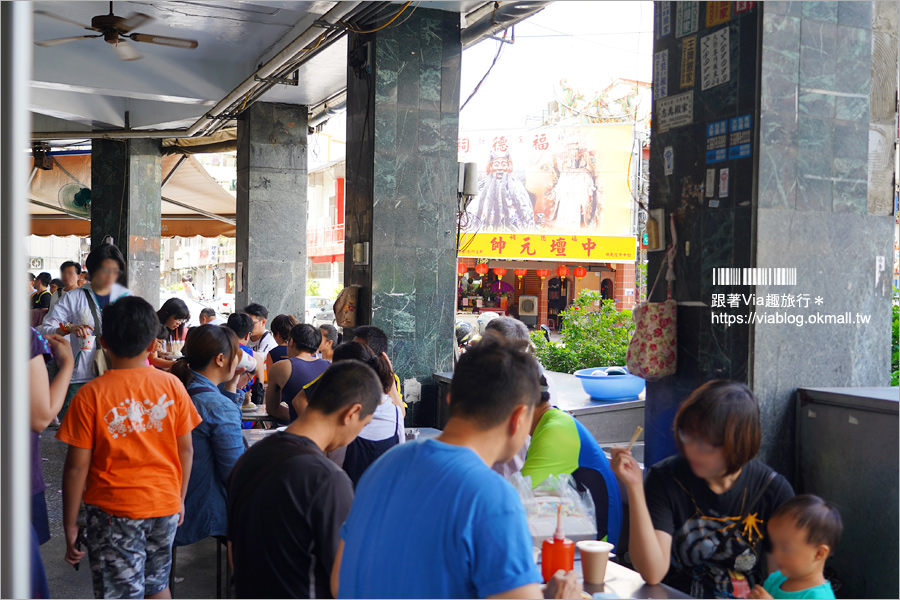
531,290,635,374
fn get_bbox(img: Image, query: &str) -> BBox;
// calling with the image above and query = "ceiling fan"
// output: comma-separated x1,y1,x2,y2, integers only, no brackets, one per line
35,2,199,61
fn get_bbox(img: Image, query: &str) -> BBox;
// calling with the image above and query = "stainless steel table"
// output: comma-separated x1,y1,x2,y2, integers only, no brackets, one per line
404,426,442,441
239,405,280,424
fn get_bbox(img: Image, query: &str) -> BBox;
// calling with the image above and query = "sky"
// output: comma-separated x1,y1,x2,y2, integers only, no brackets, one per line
459,1,654,132
312,1,654,159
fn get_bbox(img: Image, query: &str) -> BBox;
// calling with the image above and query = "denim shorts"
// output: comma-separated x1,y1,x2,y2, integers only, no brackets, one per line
84,505,179,599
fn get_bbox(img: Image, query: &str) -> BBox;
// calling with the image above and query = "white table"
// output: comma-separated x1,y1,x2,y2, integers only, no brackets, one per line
547,557,693,599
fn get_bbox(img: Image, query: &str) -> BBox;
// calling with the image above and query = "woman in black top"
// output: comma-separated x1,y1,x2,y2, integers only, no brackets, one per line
149,298,190,370
612,380,794,598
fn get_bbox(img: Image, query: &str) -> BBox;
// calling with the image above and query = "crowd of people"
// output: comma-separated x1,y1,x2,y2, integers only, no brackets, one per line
27,242,844,600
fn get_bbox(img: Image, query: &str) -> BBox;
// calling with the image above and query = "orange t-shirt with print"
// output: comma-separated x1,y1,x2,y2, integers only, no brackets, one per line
56,366,202,519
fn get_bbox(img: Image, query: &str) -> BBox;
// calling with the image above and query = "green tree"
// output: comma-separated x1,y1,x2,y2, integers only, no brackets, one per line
891,296,898,387
531,290,635,374
306,280,321,297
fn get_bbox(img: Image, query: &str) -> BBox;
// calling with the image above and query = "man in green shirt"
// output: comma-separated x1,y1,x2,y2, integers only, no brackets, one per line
521,388,623,548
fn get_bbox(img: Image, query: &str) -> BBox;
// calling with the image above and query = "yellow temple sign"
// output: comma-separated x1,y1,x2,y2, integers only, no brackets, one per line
458,233,636,263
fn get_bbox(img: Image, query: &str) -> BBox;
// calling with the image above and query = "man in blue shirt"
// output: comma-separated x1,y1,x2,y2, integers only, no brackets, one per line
333,334,581,599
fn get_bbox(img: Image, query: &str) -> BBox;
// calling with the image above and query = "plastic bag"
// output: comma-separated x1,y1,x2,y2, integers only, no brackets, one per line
333,286,359,328
510,473,597,544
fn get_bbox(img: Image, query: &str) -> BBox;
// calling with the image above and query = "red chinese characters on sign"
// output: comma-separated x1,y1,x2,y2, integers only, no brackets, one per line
458,138,470,152
550,238,567,256
734,1,756,14
520,237,536,256
459,233,637,262
533,133,549,151
492,136,508,152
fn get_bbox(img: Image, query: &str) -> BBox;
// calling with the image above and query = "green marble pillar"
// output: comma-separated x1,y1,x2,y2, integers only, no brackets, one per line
235,102,308,319
345,8,460,424
90,138,162,306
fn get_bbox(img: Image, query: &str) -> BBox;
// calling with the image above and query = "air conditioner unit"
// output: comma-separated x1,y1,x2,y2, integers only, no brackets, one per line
519,295,538,326
29,258,43,270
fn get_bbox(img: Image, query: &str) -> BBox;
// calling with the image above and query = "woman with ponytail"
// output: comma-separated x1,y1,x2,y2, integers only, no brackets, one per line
172,325,246,548
330,341,406,486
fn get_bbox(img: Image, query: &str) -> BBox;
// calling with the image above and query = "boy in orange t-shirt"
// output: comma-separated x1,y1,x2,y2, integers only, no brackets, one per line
57,296,202,599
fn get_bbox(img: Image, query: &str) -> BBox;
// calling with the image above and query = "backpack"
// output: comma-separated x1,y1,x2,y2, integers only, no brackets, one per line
83,289,112,377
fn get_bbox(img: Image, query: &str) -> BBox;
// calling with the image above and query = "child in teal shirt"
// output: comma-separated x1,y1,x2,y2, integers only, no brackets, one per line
750,495,841,599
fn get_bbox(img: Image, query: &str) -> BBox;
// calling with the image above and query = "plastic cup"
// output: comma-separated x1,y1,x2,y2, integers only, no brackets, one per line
78,335,95,352
576,540,614,584
238,350,256,373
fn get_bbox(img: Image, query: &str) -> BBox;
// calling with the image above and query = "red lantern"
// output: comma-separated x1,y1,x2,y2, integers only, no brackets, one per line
557,265,569,278
475,263,489,276
536,268,550,289
514,268,527,290
458,262,468,276
574,266,587,280
493,267,507,278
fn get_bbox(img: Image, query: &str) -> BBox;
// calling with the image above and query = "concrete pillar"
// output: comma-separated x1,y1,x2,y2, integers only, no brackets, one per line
645,1,896,476
90,138,162,306
235,102,308,318
344,8,461,424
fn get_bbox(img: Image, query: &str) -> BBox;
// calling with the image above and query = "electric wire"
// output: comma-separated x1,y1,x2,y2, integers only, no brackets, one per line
339,2,412,34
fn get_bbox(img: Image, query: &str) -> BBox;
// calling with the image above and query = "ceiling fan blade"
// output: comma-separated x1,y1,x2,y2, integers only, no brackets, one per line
119,12,154,33
113,38,142,61
128,33,198,49
35,35,102,47
34,10,98,31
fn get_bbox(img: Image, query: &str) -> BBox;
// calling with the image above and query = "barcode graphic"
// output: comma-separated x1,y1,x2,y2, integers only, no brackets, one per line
712,268,797,286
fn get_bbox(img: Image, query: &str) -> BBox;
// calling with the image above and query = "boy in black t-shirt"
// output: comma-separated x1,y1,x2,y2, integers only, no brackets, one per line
226,360,381,599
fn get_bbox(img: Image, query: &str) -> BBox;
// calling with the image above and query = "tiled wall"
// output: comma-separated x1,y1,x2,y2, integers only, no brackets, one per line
645,0,896,482
753,0,896,480
759,1,882,213
614,263,637,310
646,1,762,465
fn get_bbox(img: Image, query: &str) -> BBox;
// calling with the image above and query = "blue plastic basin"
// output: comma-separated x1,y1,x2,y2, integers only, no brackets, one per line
574,367,645,402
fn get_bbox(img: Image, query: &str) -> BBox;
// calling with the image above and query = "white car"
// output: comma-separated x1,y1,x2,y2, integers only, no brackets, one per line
214,294,236,316
305,296,332,324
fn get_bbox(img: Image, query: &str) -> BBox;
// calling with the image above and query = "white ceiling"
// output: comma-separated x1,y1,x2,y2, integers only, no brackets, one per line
31,1,483,134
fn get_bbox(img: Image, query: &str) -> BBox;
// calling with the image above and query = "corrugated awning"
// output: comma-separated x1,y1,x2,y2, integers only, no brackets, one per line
29,218,235,238
29,153,236,237
161,128,237,156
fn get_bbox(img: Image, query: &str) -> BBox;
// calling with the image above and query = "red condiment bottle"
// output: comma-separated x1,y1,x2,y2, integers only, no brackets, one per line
541,505,575,582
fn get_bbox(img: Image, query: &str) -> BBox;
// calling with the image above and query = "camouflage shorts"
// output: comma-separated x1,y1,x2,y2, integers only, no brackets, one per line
84,505,179,599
